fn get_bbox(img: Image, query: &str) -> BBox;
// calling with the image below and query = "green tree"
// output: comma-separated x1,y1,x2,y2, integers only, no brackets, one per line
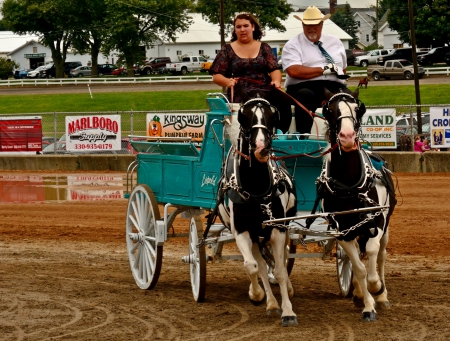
0,57,18,79
102,0,194,77
0,19,12,30
380,0,450,47
1,0,78,78
330,4,359,49
69,0,108,77
195,0,292,40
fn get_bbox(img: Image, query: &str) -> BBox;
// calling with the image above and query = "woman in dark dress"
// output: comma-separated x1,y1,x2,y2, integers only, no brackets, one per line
209,13,282,104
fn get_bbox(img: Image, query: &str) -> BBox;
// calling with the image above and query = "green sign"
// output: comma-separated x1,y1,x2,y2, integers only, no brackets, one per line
25,53,46,58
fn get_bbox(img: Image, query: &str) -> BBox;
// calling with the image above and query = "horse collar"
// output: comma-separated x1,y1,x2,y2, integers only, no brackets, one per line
317,149,377,198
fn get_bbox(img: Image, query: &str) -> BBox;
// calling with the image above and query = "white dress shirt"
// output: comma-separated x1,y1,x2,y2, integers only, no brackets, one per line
282,32,347,87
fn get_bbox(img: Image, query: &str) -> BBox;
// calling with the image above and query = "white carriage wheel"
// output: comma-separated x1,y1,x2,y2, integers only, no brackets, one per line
189,216,206,302
126,184,163,290
336,242,354,298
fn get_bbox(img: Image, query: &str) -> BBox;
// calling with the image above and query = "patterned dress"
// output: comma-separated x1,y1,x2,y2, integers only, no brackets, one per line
209,42,280,103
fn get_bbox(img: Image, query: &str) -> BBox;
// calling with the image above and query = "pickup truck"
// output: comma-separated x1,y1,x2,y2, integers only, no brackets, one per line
139,57,171,75
353,49,393,67
367,59,424,81
166,56,208,75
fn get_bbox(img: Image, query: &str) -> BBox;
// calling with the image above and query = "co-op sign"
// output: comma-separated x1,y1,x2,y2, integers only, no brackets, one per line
356,109,396,149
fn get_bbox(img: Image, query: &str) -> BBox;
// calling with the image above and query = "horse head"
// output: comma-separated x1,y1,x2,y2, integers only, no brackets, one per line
322,88,366,153
236,86,280,163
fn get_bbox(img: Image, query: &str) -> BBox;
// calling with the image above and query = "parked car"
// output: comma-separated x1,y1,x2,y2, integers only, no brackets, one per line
111,66,127,76
417,46,450,66
200,60,214,73
139,57,171,75
377,48,427,65
14,68,33,79
396,113,430,149
42,142,67,154
96,63,116,76
64,61,82,76
354,49,393,67
69,66,92,77
39,63,56,78
367,59,424,80
27,65,47,78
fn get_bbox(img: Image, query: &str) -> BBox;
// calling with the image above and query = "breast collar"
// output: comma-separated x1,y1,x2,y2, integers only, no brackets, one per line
222,148,290,204
317,148,380,198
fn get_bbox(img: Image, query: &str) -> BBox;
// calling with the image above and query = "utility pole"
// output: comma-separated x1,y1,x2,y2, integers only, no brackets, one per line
408,0,422,133
375,0,378,47
220,0,225,47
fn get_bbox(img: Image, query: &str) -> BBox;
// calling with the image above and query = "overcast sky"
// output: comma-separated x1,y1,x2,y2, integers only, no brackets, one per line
288,0,377,11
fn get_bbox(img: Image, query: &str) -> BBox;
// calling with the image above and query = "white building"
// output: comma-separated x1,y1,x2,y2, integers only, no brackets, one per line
2,30,115,69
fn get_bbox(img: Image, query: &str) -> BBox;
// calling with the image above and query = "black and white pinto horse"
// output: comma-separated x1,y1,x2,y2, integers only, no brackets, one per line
318,88,397,321
217,86,298,326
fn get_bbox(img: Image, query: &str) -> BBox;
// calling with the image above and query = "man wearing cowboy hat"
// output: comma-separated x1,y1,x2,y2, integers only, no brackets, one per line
282,6,351,136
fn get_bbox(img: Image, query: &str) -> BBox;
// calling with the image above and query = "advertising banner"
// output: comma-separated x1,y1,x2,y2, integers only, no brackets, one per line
65,115,121,152
0,116,42,152
360,109,396,149
146,113,205,140
430,107,450,148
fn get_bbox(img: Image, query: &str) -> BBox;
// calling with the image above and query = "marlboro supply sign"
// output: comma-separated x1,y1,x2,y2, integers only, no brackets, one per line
65,115,121,151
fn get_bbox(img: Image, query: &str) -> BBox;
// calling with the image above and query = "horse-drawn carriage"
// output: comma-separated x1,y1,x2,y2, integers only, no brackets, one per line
125,89,396,325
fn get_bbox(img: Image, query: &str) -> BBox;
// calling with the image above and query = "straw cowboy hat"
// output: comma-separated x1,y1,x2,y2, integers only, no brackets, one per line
294,6,331,25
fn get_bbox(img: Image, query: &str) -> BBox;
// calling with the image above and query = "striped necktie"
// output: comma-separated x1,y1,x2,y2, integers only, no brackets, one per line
314,41,334,64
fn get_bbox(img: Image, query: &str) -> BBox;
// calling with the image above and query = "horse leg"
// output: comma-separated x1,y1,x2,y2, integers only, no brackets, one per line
234,231,266,304
270,229,298,326
375,230,390,309
365,231,386,297
251,242,281,315
338,240,377,321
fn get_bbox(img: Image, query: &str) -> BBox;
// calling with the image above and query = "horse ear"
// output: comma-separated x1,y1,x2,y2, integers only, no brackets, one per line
351,88,360,99
265,88,293,133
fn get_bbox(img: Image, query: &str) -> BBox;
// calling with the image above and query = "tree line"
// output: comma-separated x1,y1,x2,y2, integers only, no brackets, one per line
1,0,448,78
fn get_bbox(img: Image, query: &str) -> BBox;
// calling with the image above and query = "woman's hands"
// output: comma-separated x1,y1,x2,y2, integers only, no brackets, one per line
270,80,282,89
227,78,237,88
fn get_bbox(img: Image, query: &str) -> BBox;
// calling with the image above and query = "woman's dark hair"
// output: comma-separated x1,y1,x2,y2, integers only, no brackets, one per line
230,13,263,42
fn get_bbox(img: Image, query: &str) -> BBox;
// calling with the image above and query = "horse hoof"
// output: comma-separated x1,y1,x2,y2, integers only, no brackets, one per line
266,308,282,317
281,315,298,327
250,294,266,306
377,301,391,310
353,296,365,308
361,311,377,322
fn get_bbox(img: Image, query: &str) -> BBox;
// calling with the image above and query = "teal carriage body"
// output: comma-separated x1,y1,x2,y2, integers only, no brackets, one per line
130,96,327,211
125,95,352,301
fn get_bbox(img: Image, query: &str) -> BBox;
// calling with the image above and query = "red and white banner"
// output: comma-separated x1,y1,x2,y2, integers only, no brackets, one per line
0,116,42,152
65,115,121,151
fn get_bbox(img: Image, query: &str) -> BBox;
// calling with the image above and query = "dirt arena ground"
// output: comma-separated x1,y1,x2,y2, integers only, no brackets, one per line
0,172,449,341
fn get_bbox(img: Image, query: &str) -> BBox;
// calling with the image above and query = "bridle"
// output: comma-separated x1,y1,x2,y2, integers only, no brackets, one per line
234,97,279,163
322,92,366,149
